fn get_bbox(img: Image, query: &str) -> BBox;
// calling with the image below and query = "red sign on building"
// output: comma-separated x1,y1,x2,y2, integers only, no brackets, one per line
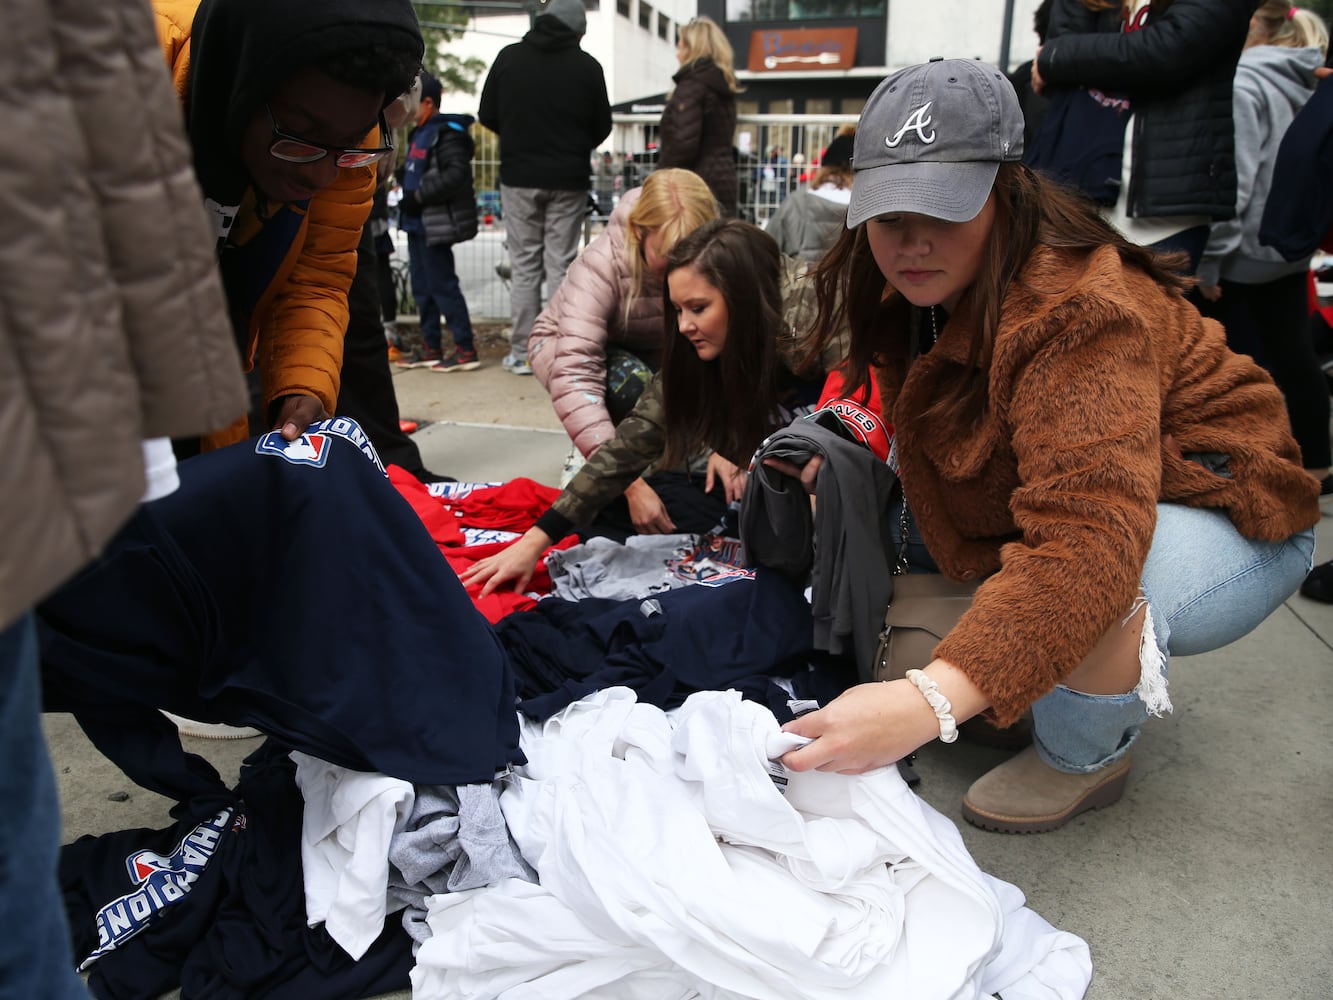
747,27,858,73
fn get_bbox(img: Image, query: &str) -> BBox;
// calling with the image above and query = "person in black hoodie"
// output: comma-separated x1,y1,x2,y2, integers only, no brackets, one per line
657,15,741,216
479,0,612,375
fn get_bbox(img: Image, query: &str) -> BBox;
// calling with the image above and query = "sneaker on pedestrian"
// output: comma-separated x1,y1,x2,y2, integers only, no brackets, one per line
395,346,442,368
387,343,407,365
502,353,533,376
431,347,481,372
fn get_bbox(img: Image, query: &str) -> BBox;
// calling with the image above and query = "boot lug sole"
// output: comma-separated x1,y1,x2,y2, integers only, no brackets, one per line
961,765,1130,834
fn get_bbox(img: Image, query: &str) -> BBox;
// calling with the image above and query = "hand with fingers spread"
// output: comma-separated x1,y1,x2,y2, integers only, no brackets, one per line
460,527,552,596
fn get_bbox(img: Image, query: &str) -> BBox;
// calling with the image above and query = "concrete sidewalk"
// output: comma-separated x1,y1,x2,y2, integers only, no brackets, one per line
48,399,1333,999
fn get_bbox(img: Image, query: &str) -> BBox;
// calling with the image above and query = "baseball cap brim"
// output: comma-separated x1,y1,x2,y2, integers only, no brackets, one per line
846,159,999,228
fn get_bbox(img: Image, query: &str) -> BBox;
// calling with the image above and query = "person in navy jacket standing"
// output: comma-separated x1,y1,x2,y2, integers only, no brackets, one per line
397,72,481,372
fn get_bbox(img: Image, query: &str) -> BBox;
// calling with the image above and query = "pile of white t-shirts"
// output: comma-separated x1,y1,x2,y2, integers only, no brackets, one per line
292,756,534,960
411,688,1092,1000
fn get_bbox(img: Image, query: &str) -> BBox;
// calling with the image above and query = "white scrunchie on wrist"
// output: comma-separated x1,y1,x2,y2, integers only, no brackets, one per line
904,669,959,744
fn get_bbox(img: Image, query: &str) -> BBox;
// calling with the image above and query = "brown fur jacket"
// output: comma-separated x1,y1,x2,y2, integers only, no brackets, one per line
877,244,1319,725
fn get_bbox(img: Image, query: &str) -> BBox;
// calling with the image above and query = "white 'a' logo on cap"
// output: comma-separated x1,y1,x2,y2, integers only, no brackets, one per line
886,102,936,147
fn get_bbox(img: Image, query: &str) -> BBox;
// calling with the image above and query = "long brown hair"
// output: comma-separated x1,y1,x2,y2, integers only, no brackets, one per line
659,219,784,468
808,163,1191,427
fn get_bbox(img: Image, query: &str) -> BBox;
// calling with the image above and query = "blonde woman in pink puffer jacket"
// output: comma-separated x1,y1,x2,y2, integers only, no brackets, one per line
529,169,719,460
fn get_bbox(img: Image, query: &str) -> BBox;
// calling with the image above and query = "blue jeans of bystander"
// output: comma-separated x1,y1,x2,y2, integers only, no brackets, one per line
0,613,89,999
406,231,474,355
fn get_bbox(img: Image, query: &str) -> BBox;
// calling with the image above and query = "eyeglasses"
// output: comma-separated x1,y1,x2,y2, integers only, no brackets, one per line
266,105,394,168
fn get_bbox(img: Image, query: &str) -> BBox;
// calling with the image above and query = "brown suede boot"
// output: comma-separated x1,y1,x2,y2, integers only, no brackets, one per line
961,747,1131,833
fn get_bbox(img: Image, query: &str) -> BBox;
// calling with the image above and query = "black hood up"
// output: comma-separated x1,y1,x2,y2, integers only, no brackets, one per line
523,16,583,52
186,0,423,207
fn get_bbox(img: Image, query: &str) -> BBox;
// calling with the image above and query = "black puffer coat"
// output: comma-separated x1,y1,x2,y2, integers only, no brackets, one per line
657,59,738,215
1038,0,1254,221
418,113,479,246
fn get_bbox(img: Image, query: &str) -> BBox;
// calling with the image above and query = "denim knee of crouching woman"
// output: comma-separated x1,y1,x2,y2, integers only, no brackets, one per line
1031,596,1162,775
1140,505,1314,658
1032,686,1150,774
1032,507,1316,774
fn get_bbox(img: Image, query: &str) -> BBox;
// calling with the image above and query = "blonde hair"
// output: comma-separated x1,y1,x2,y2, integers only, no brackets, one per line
1251,1,1330,55
623,169,719,321
676,16,740,92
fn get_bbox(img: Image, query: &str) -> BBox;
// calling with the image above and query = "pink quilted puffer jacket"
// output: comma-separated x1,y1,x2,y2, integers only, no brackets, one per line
528,188,667,457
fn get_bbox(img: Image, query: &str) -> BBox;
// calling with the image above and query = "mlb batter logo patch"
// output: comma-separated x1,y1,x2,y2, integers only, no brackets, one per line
255,430,331,467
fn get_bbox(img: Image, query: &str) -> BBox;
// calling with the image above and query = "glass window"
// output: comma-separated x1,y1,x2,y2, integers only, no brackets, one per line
617,0,630,18
639,1,652,30
583,0,599,9
658,14,670,39
725,0,885,20
839,96,866,117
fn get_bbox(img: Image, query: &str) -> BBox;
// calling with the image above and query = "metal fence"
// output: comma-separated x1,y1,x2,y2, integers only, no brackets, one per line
392,113,859,323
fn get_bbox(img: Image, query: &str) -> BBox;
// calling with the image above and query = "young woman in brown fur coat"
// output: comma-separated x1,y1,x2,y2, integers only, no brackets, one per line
770,59,1319,833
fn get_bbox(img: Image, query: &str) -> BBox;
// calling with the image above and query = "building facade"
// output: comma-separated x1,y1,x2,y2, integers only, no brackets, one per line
442,0,1040,126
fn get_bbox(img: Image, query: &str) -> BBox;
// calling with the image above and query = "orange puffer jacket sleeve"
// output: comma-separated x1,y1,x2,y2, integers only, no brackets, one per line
154,0,373,447
251,164,372,418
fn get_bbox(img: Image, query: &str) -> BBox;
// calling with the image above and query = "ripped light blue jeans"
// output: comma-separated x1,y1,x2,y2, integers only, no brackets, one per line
1032,504,1315,773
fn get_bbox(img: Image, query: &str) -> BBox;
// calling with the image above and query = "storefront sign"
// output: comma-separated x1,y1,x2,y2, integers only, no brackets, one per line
747,28,858,73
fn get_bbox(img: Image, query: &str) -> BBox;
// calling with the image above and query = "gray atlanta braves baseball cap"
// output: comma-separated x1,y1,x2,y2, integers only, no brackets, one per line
847,58,1024,228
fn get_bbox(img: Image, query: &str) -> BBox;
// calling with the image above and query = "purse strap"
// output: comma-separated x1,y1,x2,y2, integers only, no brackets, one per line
893,480,912,577
891,306,938,578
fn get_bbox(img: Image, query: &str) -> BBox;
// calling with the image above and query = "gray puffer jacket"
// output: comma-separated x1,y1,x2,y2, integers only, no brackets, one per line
1,0,247,628
765,188,849,263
